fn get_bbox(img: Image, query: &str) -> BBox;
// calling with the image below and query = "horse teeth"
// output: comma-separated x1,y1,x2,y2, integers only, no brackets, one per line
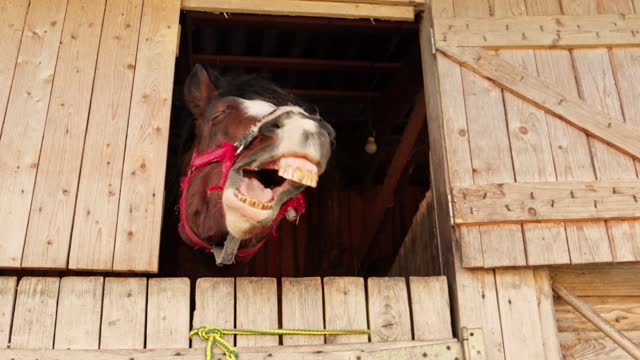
234,189,273,210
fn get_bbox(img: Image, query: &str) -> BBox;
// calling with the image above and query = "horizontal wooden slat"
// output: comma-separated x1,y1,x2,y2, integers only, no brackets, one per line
0,339,462,360
296,0,424,5
435,15,640,48
555,296,640,332
559,331,640,360
439,46,640,162
551,265,640,297
452,180,640,224
181,0,415,21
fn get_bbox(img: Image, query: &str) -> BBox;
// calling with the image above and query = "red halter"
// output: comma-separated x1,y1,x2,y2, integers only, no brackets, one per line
178,141,306,259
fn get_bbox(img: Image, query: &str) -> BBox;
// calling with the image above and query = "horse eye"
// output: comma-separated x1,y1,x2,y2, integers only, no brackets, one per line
208,111,224,122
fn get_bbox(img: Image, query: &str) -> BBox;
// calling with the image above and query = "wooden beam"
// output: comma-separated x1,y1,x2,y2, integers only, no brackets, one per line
452,180,640,225
439,46,640,161
181,0,415,21
360,94,426,261
296,0,424,6
192,54,401,72
435,15,640,48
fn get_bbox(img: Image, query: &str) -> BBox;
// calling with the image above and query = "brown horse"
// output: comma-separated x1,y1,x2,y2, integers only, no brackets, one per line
164,65,334,274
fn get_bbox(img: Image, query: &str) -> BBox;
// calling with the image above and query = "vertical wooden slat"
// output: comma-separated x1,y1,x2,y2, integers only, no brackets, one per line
69,0,144,271
0,0,29,134
54,277,103,349
193,278,235,347
495,270,546,359
526,0,609,266
10,277,60,349
146,278,190,349
409,276,453,340
22,0,106,269
281,277,324,345
323,277,368,344
0,0,68,268
0,277,17,349
367,277,412,342
112,0,180,272
493,0,570,266
533,270,563,360
235,277,278,346
100,277,147,349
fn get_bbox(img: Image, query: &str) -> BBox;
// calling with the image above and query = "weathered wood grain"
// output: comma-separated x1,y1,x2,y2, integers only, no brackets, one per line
10,277,60,349
323,277,369,344
282,277,325,345
113,0,180,272
100,278,147,349
193,278,235,347
69,0,144,271
559,330,640,360
551,264,640,296
409,277,452,340
0,277,17,348
22,0,106,269
367,277,412,342
146,278,190,349
533,270,562,360
54,277,103,350
236,278,279,346
0,0,67,267
556,296,640,332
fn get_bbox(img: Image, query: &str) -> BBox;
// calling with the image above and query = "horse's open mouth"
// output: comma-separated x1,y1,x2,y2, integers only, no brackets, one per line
234,156,318,210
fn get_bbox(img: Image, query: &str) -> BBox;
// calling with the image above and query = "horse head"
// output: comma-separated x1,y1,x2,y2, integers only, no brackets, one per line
178,64,334,264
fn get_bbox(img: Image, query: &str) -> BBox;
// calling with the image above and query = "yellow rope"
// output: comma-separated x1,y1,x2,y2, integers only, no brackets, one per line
190,325,371,360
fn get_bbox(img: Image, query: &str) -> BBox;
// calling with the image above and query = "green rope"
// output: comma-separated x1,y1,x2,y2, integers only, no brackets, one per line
190,325,371,360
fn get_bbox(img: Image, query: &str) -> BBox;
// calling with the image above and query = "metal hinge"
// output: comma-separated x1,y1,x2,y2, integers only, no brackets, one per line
429,27,436,54
447,191,455,226
462,327,487,360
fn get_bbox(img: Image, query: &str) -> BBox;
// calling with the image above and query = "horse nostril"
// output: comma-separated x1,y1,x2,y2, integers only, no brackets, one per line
259,119,282,134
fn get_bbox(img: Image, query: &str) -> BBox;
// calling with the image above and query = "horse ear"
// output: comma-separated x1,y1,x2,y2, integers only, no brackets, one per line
184,64,219,119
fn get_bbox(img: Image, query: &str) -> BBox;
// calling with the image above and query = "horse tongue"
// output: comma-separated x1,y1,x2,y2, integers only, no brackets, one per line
239,177,274,203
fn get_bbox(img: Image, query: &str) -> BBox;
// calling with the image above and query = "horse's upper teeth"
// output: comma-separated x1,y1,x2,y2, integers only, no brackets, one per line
277,157,318,187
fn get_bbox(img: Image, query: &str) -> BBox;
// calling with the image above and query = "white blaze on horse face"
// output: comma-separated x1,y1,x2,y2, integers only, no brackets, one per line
240,99,277,118
276,116,324,169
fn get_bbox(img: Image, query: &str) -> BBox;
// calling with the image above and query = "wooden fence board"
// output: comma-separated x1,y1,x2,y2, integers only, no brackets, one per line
533,270,562,360
323,277,368,344
113,0,180,272
236,278,279,346
146,278,190,349
559,330,640,360
556,296,640,332
551,264,640,296
281,277,325,345
22,0,106,269
367,277,412,342
100,278,147,349
69,0,144,271
409,276,452,340
193,278,235,347
54,277,103,350
0,277,17,348
0,0,67,268
0,0,29,136
10,277,60,349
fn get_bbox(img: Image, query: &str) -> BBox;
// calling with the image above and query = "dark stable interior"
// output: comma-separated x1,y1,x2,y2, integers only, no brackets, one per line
159,11,431,279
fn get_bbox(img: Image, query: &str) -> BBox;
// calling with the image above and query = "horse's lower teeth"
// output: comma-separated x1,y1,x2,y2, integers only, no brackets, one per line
234,189,273,210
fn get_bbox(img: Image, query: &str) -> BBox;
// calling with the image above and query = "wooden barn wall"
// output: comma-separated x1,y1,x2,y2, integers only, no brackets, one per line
552,264,640,359
247,186,426,278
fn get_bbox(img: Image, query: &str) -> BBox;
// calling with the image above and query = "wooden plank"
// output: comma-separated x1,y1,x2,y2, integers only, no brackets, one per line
559,330,640,360
10,277,59,349
235,278,278,347
100,278,147,349
494,270,546,359
556,296,640,332
551,264,640,297
281,277,324,345
0,277,17,349
193,278,235,347
0,339,464,360
181,0,415,21
69,0,144,271
0,0,29,134
408,276,452,340
452,180,640,224
0,0,68,268
147,278,190,349
21,0,106,269
438,46,640,162
296,0,424,5
54,277,103,349
526,0,611,266
367,277,412,342
494,0,569,266
323,277,368,344
434,15,640,48
533,270,562,360
112,0,180,272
